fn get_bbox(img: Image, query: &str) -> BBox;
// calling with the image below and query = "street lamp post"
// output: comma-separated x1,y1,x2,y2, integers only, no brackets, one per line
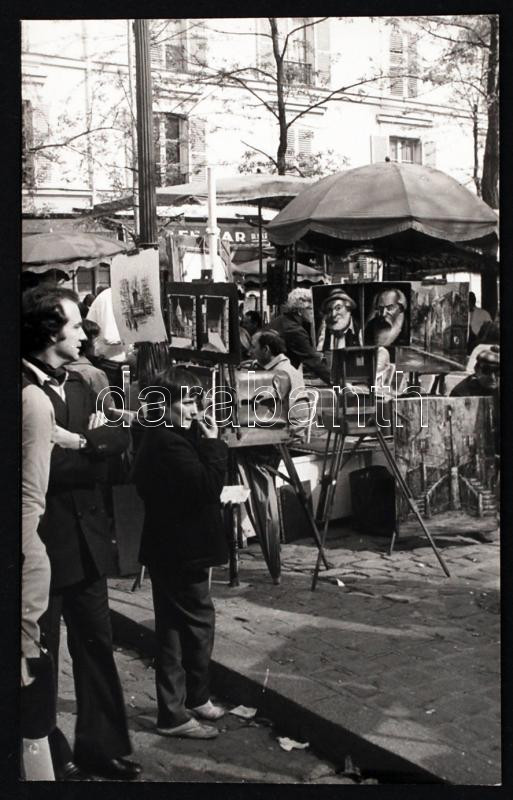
133,19,157,247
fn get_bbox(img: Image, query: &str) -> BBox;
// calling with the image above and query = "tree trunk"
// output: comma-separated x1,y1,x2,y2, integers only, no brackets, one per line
481,16,499,209
269,18,288,175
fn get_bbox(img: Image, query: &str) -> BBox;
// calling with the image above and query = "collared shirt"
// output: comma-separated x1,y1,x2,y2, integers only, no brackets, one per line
22,357,68,401
262,353,309,401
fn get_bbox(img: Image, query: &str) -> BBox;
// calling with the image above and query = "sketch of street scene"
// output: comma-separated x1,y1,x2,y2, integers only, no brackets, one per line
111,249,168,345
168,294,197,349
119,276,155,332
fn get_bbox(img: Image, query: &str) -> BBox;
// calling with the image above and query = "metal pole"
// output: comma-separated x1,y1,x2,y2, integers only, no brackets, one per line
134,19,157,247
258,201,264,317
127,19,139,237
206,166,220,278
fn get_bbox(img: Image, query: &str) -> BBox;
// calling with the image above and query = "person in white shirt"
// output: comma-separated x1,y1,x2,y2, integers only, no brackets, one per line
86,287,126,362
252,330,314,441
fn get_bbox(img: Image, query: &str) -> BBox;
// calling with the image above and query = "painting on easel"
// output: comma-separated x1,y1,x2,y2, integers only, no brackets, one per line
165,281,241,365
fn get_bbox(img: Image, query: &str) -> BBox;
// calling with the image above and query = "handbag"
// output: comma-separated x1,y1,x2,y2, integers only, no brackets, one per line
20,642,56,740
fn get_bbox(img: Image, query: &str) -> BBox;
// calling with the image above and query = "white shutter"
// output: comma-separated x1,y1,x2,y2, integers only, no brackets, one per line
256,18,274,71
150,39,164,68
298,128,314,159
314,18,331,86
389,27,404,97
423,140,436,167
189,117,207,179
370,135,388,163
285,128,296,164
407,33,418,98
189,19,208,70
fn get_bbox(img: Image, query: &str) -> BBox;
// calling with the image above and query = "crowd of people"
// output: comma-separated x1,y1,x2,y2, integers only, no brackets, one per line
21,278,500,781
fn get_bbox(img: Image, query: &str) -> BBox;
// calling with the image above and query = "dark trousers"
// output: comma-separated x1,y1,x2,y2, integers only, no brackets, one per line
148,563,215,728
40,575,131,767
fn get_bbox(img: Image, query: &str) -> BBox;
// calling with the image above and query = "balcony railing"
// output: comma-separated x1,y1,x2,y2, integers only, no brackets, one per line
284,60,312,85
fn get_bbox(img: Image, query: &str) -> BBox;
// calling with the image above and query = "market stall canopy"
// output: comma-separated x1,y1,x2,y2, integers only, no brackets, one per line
267,162,498,247
232,259,326,282
156,175,316,210
22,232,132,273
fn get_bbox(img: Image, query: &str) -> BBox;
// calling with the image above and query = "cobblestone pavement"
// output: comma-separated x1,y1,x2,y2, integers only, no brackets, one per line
107,518,501,785
57,635,367,783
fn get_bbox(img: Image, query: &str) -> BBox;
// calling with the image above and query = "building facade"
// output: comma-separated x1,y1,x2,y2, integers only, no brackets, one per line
22,17,487,216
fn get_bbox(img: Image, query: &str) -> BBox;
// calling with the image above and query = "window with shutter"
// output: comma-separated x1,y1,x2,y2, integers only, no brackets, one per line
389,27,404,98
284,18,313,85
153,112,189,186
389,136,422,164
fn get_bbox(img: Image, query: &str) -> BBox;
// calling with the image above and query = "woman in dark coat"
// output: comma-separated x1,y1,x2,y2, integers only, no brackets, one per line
133,367,229,739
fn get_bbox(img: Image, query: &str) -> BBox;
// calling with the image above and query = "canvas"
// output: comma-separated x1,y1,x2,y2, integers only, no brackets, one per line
410,281,469,366
394,396,498,535
110,248,168,345
312,282,411,353
165,281,242,364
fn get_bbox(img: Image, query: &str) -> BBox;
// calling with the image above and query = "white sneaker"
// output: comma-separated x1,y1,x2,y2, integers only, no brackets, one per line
156,718,219,739
190,699,225,721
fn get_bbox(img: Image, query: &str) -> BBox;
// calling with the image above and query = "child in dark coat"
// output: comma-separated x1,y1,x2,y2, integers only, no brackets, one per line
134,367,229,738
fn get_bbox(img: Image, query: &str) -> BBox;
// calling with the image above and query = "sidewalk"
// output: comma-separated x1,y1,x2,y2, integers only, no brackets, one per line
108,518,500,785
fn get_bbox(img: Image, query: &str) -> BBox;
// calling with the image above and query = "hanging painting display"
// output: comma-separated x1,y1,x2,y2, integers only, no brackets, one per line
409,281,469,366
110,248,168,345
312,282,411,353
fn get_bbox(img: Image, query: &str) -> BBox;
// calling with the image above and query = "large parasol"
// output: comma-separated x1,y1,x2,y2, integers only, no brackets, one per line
22,231,132,274
267,162,498,254
156,174,315,209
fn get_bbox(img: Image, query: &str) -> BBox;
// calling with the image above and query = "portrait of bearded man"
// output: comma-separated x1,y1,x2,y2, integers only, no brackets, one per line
364,287,408,347
315,288,362,351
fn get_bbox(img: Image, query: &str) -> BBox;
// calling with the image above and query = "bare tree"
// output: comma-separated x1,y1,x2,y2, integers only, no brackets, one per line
411,14,499,207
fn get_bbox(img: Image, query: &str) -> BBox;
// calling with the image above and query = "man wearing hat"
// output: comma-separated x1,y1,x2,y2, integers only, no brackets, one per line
317,288,362,351
450,346,500,397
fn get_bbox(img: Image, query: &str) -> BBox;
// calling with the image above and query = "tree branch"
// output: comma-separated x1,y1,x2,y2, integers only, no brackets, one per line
29,126,125,152
240,139,278,169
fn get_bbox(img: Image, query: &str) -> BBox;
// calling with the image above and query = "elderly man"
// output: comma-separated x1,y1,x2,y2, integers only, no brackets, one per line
316,288,362,351
22,287,140,782
270,288,331,384
365,287,407,346
450,346,500,397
